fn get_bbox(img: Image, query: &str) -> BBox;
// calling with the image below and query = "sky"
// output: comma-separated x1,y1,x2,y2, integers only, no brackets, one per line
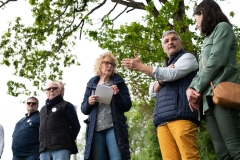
0,0,240,159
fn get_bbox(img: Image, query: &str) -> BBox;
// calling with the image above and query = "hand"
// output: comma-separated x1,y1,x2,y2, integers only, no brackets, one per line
186,88,201,112
111,85,119,95
153,82,162,93
121,52,142,71
88,95,98,105
168,64,175,68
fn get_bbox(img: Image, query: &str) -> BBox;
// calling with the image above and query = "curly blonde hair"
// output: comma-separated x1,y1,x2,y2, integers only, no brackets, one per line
94,52,118,76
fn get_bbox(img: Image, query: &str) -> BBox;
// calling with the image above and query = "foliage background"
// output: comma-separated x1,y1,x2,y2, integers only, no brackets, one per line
0,0,239,159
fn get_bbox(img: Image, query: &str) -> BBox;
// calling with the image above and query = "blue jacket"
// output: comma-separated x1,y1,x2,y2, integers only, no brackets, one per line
12,111,40,156
81,73,132,160
153,52,199,127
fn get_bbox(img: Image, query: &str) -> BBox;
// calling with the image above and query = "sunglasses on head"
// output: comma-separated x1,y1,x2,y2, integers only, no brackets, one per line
27,102,37,105
45,87,59,91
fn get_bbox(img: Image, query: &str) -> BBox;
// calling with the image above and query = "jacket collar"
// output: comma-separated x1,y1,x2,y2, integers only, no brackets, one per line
165,49,185,66
89,73,123,84
45,94,63,109
25,110,39,117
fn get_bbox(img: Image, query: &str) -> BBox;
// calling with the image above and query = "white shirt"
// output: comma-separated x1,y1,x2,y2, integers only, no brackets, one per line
0,124,4,159
149,53,198,97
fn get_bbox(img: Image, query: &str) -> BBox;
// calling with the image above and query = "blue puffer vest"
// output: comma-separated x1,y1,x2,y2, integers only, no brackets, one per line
153,51,199,127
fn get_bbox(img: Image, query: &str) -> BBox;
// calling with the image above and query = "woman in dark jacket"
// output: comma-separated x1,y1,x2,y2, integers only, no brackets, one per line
81,52,132,160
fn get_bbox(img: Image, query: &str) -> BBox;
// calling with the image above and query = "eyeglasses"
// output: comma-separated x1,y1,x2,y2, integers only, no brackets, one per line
27,102,37,105
102,61,116,67
45,87,59,91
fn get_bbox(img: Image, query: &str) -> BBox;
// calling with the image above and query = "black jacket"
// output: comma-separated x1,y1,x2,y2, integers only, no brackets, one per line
39,95,80,153
81,73,132,160
12,111,40,156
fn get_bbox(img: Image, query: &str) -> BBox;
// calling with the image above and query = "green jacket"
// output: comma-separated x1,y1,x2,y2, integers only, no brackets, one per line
189,22,239,111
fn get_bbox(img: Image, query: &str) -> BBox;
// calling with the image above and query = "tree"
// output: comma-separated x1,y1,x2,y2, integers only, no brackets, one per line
126,100,162,159
1,0,239,96
1,0,239,158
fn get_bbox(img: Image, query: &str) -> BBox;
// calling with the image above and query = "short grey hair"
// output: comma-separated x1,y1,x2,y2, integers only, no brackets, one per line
161,30,182,47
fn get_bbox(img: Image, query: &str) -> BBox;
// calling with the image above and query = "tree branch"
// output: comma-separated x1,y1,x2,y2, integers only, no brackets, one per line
78,0,108,39
111,0,146,10
46,0,72,31
74,0,88,12
105,2,118,19
100,2,119,27
56,9,77,53
112,6,128,21
126,8,135,13
145,0,160,18
86,0,107,16
0,0,17,8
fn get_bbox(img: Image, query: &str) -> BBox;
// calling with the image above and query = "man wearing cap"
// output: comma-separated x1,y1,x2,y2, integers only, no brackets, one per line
39,81,80,159
12,96,40,160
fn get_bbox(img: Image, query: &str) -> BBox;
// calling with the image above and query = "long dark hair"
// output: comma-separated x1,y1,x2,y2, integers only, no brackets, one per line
193,0,232,36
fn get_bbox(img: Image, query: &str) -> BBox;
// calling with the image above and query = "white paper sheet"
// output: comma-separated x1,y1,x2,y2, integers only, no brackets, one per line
95,84,113,104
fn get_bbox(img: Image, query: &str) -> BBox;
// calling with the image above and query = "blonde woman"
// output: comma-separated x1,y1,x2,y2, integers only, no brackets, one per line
81,52,132,160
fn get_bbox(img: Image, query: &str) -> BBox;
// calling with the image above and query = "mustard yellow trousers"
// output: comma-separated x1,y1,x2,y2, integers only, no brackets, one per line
157,120,200,160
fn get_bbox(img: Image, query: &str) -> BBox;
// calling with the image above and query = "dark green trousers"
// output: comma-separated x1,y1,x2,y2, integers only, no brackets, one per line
205,104,240,160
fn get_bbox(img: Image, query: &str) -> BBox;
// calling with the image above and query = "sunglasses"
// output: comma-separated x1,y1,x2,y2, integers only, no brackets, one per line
27,102,37,105
102,61,116,67
45,87,59,91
